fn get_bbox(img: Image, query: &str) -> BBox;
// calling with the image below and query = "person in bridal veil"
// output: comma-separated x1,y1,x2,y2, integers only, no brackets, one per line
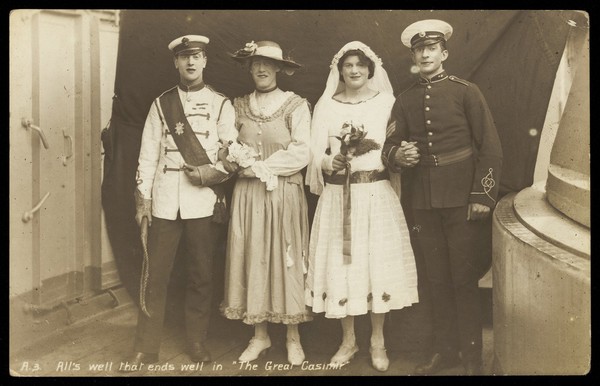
305,41,419,372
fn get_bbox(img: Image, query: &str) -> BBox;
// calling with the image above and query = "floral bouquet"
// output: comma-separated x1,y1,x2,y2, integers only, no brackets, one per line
226,141,259,168
335,121,380,160
334,122,381,265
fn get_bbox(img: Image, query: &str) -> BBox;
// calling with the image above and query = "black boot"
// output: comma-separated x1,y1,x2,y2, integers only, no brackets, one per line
414,352,460,375
188,342,211,363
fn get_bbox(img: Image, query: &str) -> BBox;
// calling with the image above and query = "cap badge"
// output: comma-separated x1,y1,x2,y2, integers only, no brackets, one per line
182,37,189,47
419,31,426,38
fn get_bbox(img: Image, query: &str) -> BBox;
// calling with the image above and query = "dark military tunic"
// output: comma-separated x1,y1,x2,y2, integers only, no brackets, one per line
383,71,502,209
383,71,503,364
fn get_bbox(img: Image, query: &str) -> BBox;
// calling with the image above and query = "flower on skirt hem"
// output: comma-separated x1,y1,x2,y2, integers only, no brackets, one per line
220,305,313,325
382,292,391,302
338,298,348,306
367,293,373,302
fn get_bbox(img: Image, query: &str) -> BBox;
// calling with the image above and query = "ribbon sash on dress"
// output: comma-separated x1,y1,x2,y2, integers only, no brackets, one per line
328,168,390,265
342,162,352,265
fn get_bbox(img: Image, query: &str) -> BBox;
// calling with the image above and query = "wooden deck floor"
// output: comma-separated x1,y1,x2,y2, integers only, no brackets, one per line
10,289,495,377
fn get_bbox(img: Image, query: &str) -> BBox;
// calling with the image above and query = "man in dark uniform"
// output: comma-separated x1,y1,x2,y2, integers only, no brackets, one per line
383,19,502,375
122,35,238,371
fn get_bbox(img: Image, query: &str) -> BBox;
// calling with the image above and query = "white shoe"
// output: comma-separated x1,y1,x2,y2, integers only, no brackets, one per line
286,340,305,366
238,336,271,362
370,346,389,372
330,344,359,365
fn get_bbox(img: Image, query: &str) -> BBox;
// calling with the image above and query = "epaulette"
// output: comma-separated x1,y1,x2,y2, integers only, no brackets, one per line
205,84,228,99
448,75,470,87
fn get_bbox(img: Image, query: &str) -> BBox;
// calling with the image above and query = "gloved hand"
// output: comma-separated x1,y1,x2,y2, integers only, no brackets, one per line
183,163,229,187
134,188,152,227
218,146,239,173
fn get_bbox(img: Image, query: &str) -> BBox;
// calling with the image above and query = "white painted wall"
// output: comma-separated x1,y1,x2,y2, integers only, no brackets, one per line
9,10,120,299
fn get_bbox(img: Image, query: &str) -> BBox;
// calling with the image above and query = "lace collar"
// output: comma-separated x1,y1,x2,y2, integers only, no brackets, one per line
242,91,299,123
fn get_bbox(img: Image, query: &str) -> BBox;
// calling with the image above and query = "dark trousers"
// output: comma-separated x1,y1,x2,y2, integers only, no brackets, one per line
413,206,489,363
134,215,216,354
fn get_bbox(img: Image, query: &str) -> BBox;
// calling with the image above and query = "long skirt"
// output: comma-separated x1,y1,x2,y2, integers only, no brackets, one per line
305,179,419,318
220,172,312,325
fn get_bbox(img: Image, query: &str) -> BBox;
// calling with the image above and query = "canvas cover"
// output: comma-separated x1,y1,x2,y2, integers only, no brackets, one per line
101,9,579,301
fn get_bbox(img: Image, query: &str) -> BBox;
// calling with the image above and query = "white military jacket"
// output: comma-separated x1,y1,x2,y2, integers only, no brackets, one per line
136,84,237,220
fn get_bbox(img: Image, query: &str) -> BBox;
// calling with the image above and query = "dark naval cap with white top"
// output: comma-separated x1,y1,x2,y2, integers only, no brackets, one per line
401,19,453,49
168,35,210,55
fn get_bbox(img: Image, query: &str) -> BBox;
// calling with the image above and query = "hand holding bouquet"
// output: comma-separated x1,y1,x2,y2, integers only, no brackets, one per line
226,141,259,168
335,122,380,160
333,122,381,266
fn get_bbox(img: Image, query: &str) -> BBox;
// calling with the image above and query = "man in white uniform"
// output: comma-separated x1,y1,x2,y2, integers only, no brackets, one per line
123,35,238,369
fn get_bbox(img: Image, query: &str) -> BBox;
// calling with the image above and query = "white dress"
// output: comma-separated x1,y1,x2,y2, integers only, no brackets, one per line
305,92,419,318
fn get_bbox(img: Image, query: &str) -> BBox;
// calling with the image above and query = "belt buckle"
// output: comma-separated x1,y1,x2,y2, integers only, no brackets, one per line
432,154,438,166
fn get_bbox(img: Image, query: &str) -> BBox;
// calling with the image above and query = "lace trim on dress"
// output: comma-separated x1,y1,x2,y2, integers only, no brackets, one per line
241,93,304,123
220,305,313,325
251,161,278,191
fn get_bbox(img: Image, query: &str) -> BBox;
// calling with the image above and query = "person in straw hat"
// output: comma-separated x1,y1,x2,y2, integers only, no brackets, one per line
123,34,238,371
383,19,503,375
219,40,312,366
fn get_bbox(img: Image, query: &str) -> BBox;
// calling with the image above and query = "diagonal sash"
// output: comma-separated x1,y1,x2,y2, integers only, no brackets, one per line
159,87,211,166
158,87,230,225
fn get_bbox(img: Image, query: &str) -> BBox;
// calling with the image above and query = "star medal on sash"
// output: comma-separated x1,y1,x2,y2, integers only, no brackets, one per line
174,122,185,135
